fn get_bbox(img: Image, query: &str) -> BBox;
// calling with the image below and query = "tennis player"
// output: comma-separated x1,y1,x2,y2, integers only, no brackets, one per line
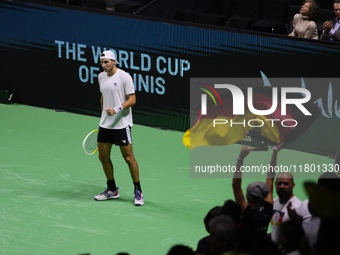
94,50,144,206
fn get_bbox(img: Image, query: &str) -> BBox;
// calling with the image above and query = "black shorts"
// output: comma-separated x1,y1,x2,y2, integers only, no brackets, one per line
97,126,132,146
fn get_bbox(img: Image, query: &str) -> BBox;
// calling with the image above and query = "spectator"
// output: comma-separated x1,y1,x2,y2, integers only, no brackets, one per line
208,215,238,255
233,145,274,253
320,0,340,41
196,206,221,255
287,199,320,250
196,201,241,255
304,172,340,255
167,245,195,255
277,220,306,255
289,0,320,39
286,172,339,254
265,144,302,244
220,200,242,226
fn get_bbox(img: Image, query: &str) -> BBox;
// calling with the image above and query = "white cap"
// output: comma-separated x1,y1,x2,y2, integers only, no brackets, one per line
100,50,119,65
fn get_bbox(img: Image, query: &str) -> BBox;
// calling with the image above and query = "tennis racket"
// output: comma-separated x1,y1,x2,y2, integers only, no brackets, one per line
82,129,98,155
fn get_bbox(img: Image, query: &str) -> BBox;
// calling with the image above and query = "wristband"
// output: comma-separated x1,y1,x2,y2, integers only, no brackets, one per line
236,156,244,161
114,105,123,113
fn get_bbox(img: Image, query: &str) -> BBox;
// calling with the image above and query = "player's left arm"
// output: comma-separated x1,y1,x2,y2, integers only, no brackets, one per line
116,74,135,111
107,94,135,116
122,93,136,109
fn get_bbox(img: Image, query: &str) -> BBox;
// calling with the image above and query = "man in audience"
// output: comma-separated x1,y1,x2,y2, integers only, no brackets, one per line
320,0,340,41
266,145,302,244
271,173,302,243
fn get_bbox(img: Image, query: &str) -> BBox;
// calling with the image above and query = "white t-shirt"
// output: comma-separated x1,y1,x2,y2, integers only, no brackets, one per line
271,195,302,243
98,69,135,129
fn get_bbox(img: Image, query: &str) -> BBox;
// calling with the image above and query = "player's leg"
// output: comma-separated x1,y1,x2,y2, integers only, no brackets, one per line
94,128,119,201
120,144,144,206
98,142,114,180
120,144,139,183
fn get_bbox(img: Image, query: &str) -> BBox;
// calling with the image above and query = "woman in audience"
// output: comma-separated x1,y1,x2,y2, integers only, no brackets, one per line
289,0,320,39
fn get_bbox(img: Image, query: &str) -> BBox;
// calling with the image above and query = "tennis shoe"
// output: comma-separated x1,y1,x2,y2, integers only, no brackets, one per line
134,190,144,206
94,187,120,201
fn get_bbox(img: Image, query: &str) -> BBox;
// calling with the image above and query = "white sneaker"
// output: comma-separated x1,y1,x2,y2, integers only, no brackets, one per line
134,190,144,206
94,187,120,201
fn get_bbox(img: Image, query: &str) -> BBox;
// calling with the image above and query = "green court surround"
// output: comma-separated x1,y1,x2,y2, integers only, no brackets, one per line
0,104,327,254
